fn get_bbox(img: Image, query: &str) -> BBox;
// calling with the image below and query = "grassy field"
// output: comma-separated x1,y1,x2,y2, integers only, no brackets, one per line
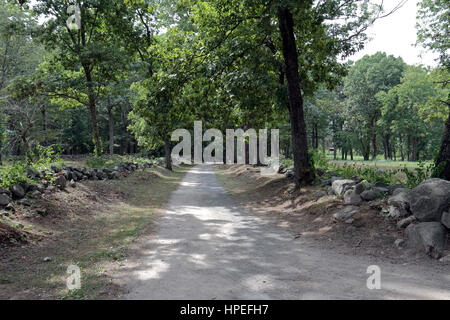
326,154,431,170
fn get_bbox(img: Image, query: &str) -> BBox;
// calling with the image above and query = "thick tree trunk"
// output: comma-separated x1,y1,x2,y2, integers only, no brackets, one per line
277,6,314,186
436,111,450,180
108,105,114,156
164,134,173,171
82,64,102,157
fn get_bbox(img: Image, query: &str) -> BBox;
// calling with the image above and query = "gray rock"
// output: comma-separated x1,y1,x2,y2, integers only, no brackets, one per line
320,179,332,187
27,168,40,179
439,255,450,263
54,175,67,190
331,176,344,184
375,181,388,188
0,194,10,206
397,216,416,229
441,211,450,229
388,184,404,195
388,189,414,218
333,206,359,222
410,179,450,222
360,190,378,201
332,179,356,197
343,190,362,205
70,180,76,188
5,203,15,212
10,184,25,199
43,257,52,262
313,190,328,200
405,222,447,259
395,239,406,249
354,183,365,195
373,187,389,194
20,181,30,193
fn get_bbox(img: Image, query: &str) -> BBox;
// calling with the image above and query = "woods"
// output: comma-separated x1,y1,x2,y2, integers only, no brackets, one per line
0,0,448,185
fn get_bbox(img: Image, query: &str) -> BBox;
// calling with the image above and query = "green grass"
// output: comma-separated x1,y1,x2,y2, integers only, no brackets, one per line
324,153,431,170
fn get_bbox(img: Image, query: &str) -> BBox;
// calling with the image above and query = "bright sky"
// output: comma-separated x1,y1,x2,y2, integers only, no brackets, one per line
348,0,439,67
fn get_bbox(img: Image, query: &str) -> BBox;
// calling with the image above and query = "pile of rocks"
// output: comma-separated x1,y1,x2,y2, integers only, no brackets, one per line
0,161,153,212
387,179,449,259
319,173,401,204
301,169,449,260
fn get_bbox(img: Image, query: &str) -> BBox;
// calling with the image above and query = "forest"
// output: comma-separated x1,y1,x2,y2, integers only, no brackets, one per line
0,0,448,188
0,0,450,301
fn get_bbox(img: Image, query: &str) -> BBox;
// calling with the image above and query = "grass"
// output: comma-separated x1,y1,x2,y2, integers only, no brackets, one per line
325,153,431,170
0,164,191,300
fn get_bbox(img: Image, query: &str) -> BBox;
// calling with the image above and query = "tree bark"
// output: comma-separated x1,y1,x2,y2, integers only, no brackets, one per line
108,105,114,156
82,64,102,156
436,111,450,180
277,6,314,186
164,134,173,171
372,118,377,160
42,105,48,147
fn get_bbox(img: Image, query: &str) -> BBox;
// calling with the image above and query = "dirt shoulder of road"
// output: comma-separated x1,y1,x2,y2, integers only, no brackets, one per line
214,165,450,266
0,165,190,300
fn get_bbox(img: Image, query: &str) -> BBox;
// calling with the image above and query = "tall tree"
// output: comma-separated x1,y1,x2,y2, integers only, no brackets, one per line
31,0,127,156
417,0,450,179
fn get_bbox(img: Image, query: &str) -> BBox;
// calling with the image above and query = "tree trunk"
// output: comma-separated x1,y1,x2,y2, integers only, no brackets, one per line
277,6,314,186
164,134,173,171
386,134,392,160
399,135,405,161
108,105,114,156
372,119,377,160
82,64,102,156
436,111,450,180
350,147,354,161
407,136,411,161
42,105,48,146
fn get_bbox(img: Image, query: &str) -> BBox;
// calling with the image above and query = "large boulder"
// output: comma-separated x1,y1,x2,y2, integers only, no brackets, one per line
388,189,414,219
333,206,359,222
332,179,356,197
405,222,447,259
442,211,450,229
410,179,450,222
343,190,362,205
10,184,25,200
0,194,10,206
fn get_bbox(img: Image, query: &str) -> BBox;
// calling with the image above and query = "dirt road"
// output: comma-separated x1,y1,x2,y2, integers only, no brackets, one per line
122,165,450,300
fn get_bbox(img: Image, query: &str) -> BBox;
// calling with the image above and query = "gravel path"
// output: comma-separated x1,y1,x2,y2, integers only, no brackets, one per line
123,165,450,300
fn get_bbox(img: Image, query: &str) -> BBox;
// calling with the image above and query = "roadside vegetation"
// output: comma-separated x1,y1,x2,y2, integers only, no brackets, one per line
0,164,189,299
